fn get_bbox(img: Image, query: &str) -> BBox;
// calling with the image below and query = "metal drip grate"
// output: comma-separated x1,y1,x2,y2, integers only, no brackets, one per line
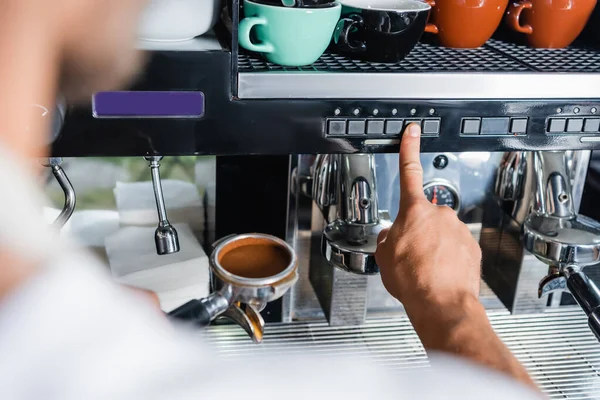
238,42,529,73
486,39,600,73
205,308,600,399
238,39,600,74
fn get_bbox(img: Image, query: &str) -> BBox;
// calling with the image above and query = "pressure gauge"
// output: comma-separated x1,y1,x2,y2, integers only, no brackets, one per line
423,180,460,212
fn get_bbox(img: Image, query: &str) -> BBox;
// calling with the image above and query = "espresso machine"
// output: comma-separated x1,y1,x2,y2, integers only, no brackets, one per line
483,150,600,340
46,0,600,396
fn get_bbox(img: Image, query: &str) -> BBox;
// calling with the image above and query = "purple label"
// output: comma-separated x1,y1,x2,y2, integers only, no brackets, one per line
93,91,205,118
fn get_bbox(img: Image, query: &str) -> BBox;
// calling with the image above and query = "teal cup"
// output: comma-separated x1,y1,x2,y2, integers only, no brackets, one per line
238,0,341,67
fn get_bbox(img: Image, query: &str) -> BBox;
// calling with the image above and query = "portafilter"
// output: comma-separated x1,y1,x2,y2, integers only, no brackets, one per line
168,233,298,343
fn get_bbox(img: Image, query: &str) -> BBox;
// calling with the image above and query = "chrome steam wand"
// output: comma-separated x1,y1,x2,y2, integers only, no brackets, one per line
145,156,180,255
40,157,76,230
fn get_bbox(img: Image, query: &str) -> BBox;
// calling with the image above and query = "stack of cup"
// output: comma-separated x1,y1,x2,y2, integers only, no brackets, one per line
238,0,341,66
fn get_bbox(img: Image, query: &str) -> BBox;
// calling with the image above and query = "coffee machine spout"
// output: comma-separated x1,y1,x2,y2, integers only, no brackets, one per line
520,151,600,340
310,153,391,275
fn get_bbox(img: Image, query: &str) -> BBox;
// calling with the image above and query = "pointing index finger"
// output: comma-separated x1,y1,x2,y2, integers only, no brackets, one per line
399,123,426,206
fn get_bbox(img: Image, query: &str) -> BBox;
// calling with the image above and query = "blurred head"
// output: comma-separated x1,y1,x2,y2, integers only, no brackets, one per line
0,0,149,158
56,0,149,100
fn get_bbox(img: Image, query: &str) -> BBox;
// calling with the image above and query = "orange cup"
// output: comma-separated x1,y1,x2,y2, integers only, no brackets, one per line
505,0,596,48
424,0,509,48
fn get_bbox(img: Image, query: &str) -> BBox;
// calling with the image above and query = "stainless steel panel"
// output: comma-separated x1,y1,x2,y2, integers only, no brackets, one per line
238,73,600,100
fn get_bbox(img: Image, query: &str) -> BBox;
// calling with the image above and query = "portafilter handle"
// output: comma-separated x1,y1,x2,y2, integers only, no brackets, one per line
167,295,266,343
145,156,180,255
168,292,230,327
40,157,76,230
221,303,265,343
539,265,600,341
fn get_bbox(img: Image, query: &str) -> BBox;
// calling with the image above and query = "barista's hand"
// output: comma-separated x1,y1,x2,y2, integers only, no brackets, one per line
375,123,481,318
375,124,536,390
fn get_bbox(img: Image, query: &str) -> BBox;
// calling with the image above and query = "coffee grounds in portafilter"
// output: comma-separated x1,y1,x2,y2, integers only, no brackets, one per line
219,241,291,279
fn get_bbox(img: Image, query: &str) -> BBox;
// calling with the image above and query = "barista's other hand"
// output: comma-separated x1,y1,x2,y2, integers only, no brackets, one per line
375,123,481,317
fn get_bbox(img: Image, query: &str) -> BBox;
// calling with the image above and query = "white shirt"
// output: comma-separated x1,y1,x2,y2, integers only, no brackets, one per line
0,144,541,399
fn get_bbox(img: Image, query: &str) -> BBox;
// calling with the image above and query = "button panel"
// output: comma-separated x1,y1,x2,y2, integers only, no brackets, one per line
328,119,347,135
347,119,366,135
326,111,600,139
461,118,481,135
404,119,422,129
510,118,528,134
547,116,600,134
327,117,440,137
548,118,567,133
367,119,385,135
422,119,441,136
567,118,584,132
584,118,600,133
480,117,510,135
461,117,527,136
385,119,404,135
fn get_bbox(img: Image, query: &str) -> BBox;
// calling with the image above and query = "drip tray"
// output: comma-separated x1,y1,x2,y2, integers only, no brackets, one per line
205,308,600,399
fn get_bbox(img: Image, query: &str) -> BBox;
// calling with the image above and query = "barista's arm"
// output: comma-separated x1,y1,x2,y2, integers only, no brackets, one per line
375,123,536,390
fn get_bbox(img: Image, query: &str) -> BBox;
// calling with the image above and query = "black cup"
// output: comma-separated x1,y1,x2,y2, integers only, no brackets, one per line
333,0,431,63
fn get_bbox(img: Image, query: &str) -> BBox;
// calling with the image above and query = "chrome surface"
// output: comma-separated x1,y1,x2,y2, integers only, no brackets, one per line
532,152,574,217
322,217,391,275
145,156,180,255
495,151,527,201
40,157,76,230
204,308,600,399
569,151,591,212
523,214,600,267
311,154,392,275
483,151,592,315
523,151,600,268
198,291,231,320
539,266,600,342
238,72,600,99
312,154,338,224
343,154,378,225
513,151,600,339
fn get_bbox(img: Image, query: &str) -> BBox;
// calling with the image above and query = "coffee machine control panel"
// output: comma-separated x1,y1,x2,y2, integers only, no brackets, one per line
547,117,600,134
322,101,600,151
327,117,441,137
459,117,528,136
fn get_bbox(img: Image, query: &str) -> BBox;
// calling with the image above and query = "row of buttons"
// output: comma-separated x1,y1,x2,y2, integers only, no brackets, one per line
547,118,600,133
460,117,528,135
327,118,441,136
